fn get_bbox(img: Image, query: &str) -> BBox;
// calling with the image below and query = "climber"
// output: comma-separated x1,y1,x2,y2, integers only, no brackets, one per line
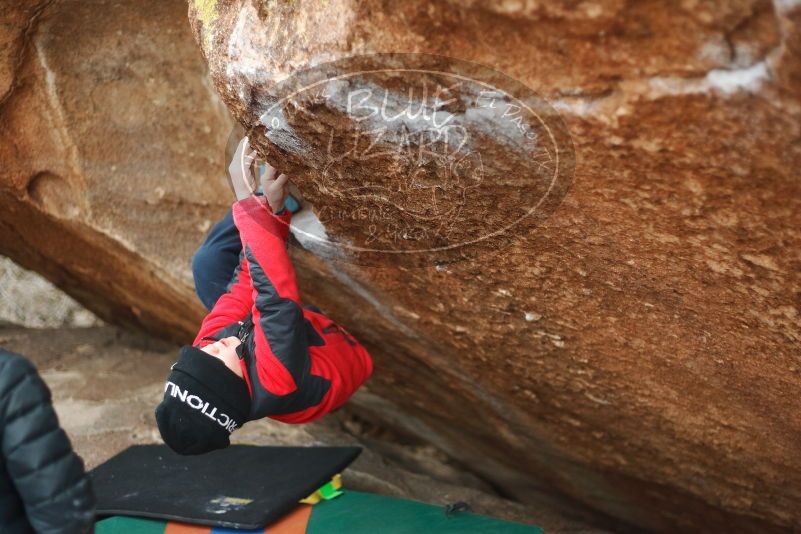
155,137,373,455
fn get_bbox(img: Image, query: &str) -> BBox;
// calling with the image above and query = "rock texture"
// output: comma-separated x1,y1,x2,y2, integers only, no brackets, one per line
0,256,99,328
188,1,801,532
0,0,234,341
1,0,800,531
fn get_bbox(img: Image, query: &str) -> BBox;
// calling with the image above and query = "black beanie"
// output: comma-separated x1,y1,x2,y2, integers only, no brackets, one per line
155,346,251,455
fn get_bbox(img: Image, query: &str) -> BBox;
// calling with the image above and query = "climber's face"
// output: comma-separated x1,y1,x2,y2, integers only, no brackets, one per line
200,336,244,378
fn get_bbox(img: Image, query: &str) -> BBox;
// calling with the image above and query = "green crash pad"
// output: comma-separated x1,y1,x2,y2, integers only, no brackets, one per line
308,491,543,534
96,517,172,534
96,491,543,534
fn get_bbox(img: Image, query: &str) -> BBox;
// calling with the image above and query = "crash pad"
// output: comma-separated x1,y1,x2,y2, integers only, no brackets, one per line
308,491,543,533
95,505,312,534
96,491,543,534
90,445,360,529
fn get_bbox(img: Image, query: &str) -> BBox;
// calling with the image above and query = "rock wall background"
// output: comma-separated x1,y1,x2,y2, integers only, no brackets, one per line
190,0,801,532
0,0,233,341
0,0,799,532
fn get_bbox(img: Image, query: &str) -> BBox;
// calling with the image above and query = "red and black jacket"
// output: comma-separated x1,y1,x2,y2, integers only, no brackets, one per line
193,197,373,424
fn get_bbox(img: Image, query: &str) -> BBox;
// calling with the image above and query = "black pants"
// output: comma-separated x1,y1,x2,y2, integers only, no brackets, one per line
193,207,322,314
191,209,241,311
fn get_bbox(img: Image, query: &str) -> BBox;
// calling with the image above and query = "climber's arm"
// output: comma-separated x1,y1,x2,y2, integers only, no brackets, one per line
232,196,306,396
195,135,290,346
232,196,373,419
193,255,254,346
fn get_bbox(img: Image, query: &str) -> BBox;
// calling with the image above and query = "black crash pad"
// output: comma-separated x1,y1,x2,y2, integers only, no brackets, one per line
89,444,361,529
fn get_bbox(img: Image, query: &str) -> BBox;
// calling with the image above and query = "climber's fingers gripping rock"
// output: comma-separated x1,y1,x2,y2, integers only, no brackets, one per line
260,160,290,214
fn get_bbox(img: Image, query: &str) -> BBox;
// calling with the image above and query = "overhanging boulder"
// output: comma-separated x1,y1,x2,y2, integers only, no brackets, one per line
188,0,801,531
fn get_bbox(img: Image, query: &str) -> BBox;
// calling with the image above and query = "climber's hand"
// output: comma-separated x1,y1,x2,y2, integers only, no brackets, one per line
260,161,290,213
228,137,258,201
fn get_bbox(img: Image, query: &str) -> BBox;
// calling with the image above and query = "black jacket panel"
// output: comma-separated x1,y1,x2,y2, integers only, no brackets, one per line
0,350,95,533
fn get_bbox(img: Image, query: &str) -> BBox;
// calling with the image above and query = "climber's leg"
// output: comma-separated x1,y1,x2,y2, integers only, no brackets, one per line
191,190,302,311
191,209,243,310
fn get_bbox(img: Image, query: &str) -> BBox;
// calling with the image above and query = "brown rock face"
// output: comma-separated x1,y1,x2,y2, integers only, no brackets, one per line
2,0,799,530
190,0,801,532
0,0,233,341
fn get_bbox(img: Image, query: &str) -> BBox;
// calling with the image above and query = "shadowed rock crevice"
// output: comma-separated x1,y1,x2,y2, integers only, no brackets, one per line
25,171,84,219
0,194,202,341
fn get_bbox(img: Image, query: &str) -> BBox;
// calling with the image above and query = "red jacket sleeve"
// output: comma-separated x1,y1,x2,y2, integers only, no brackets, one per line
232,197,373,421
192,259,253,347
194,255,253,346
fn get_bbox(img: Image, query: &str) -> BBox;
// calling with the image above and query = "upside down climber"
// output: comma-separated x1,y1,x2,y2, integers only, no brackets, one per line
155,137,373,455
